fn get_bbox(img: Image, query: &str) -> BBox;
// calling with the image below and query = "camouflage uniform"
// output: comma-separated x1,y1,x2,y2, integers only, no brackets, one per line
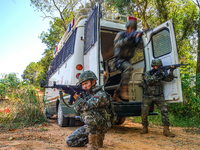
66,71,115,148
141,60,175,127
114,31,136,89
114,21,143,95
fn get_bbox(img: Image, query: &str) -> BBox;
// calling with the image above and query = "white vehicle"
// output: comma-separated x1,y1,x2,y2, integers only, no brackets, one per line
44,3,183,127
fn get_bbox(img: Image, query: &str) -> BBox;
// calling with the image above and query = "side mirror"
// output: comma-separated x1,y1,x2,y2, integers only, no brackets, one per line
40,80,45,88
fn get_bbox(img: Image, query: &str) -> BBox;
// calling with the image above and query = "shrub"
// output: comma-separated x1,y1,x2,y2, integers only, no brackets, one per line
0,73,46,129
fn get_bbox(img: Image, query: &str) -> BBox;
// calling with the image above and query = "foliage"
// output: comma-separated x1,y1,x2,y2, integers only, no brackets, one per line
25,0,79,86
133,73,200,128
168,73,200,123
0,73,46,129
30,0,78,31
22,62,39,84
133,108,200,128
0,73,20,99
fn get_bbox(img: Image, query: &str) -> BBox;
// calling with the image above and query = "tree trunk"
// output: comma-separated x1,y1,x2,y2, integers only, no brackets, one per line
196,16,200,95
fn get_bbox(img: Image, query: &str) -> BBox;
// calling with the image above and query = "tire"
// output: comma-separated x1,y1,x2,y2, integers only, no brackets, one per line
57,103,69,127
44,108,53,119
69,117,76,127
115,117,126,125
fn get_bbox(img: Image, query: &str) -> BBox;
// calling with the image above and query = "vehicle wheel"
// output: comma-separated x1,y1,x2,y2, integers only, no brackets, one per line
57,103,69,127
115,117,126,125
69,117,76,127
44,108,53,119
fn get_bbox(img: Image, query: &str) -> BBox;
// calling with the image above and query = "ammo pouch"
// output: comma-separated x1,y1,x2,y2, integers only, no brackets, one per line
146,85,162,96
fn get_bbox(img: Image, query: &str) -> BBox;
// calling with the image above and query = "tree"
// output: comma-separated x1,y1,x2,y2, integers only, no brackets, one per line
30,0,78,31
29,0,80,86
22,62,38,84
106,0,198,67
193,0,200,94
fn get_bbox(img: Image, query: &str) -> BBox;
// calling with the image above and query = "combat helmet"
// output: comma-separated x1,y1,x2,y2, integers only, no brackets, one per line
125,20,137,29
77,70,98,85
151,59,163,67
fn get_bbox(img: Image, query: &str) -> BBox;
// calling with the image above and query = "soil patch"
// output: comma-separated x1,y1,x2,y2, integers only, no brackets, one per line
0,117,199,150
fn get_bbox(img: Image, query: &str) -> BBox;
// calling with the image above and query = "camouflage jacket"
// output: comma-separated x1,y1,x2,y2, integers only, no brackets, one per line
142,70,175,96
74,85,115,124
114,31,137,60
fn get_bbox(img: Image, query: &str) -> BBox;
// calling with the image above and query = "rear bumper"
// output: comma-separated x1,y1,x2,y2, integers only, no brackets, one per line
113,101,157,117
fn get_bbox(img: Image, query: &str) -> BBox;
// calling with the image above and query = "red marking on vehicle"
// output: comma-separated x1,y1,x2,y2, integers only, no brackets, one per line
61,76,64,84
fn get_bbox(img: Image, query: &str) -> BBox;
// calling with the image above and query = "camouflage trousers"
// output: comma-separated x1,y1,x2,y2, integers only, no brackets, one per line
66,126,89,147
115,59,132,94
66,111,111,147
141,95,170,127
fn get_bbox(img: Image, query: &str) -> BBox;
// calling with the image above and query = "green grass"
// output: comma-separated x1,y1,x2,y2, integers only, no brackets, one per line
132,108,200,128
0,85,46,129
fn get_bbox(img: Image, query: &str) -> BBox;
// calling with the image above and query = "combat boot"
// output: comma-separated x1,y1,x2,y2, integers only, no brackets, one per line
86,134,98,150
113,91,123,102
140,126,148,134
97,134,105,148
120,85,129,100
163,126,175,137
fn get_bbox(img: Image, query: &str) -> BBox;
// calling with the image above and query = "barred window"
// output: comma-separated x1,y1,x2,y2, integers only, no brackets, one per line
84,5,97,54
152,29,172,58
46,28,77,81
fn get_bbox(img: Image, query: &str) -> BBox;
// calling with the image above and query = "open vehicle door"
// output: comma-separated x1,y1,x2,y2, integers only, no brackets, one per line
145,19,183,103
83,3,103,85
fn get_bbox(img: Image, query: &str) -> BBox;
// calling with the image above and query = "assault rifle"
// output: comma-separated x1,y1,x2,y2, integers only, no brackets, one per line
150,62,189,76
40,80,110,107
40,80,84,106
40,80,83,96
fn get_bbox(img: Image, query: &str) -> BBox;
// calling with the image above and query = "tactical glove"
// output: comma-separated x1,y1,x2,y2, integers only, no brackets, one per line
64,86,76,96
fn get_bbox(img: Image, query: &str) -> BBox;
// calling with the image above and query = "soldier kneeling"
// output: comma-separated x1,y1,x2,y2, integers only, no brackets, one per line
66,70,115,149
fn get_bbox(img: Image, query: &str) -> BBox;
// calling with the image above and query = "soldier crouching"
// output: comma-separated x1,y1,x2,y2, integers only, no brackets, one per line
66,70,115,150
140,59,176,137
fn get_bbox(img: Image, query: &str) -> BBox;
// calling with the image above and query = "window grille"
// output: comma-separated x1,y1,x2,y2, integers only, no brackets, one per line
84,5,97,54
152,29,172,58
46,28,77,83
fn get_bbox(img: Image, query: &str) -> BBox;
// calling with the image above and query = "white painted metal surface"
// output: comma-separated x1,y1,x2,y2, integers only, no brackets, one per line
146,20,183,103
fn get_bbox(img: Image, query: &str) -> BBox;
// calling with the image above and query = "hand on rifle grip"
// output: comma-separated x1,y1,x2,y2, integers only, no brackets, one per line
66,86,77,97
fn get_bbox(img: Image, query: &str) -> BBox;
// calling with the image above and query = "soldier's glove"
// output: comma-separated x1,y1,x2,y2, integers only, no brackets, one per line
170,66,177,73
66,86,76,96
154,70,163,76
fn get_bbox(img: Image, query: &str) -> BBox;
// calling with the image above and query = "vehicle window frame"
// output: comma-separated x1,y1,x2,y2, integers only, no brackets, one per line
151,28,172,58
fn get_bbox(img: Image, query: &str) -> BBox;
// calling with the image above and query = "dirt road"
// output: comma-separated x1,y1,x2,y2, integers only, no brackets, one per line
0,116,199,150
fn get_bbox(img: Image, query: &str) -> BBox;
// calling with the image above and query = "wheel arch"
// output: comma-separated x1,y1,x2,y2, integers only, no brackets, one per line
56,99,60,114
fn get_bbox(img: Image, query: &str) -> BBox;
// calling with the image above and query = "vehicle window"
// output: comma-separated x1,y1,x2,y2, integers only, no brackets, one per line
47,28,77,81
130,47,144,64
152,29,172,58
84,6,97,54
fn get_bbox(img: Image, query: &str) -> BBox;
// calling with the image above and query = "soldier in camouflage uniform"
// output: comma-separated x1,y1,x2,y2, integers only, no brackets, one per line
140,59,176,137
113,20,143,102
66,70,115,150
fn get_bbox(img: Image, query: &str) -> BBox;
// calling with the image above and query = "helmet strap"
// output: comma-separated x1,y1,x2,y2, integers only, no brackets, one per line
89,79,96,92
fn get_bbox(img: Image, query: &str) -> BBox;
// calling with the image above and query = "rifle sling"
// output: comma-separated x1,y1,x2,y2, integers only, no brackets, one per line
61,97,85,108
